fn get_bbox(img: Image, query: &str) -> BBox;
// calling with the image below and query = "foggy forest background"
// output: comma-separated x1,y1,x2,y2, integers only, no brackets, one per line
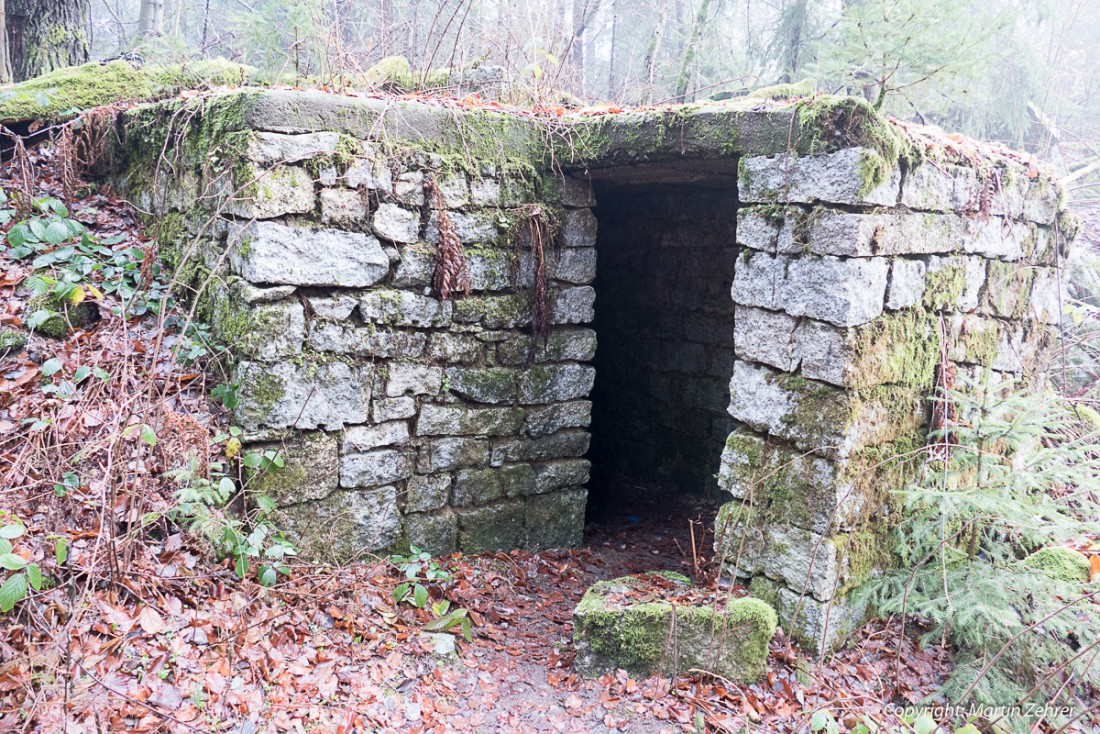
3,0,1099,178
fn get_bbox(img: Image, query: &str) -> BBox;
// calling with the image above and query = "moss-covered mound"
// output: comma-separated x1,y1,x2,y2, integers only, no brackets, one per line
1023,547,1091,583
572,572,777,682
0,58,255,124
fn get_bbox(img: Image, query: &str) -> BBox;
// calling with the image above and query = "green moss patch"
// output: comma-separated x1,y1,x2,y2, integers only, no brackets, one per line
1022,547,1090,583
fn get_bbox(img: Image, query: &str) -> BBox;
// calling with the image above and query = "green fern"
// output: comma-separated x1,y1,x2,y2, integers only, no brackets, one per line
861,372,1100,731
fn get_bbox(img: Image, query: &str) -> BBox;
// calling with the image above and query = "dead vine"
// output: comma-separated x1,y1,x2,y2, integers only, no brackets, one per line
426,175,471,300
525,204,553,363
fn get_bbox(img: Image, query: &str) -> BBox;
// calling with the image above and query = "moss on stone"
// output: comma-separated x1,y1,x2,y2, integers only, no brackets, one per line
0,328,27,356
792,95,914,195
574,574,777,682
923,265,967,311
0,58,254,123
850,308,940,389
1022,547,1090,583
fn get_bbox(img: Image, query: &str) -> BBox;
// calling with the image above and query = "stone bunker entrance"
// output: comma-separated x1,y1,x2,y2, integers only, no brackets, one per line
587,178,739,517
110,90,1067,650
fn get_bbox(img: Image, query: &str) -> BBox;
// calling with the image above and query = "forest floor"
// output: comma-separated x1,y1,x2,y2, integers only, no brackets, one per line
0,140,1094,734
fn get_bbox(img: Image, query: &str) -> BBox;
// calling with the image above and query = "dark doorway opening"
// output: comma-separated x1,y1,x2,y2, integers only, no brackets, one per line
585,182,740,527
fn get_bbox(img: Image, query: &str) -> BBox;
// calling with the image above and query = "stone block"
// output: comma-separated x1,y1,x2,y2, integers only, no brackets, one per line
886,259,926,310
795,309,939,389
437,173,470,208
716,517,865,602
901,162,977,212
981,261,1034,319
551,286,596,324
551,248,598,284
727,360,923,457
561,175,596,208
232,282,297,305
497,430,591,462
524,401,593,438
343,147,393,190
422,333,480,364
445,367,520,404
519,364,596,404
212,289,304,360
417,437,491,473
385,363,443,397
1028,268,1063,325
417,405,524,437
738,147,900,207
456,500,525,552
733,252,888,327
425,210,501,244
470,177,502,207
307,293,358,320
340,448,413,488
320,188,368,225
343,421,410,451
497,328,597,365
248,431,339,505
525,489,586,548
735,208,798,254
453,294,531,328
359,289,451,327
716,432,861,534
561,208,598,247
923,256,986,312
733,306,798,371
229,165,315,219
747,576,867,655
989,171,1061,225
228,221,389,288
279,486,400,562
406,511,457,556
393,171,425,205
573,573,776,682
452,464,536,506
533,459,591,493
372,396,417,422
467,249,532,291
246,131,342,165
393,245,435,287
372,203,420,244
309,322,427,358
236,360,372,431
406,474,452,513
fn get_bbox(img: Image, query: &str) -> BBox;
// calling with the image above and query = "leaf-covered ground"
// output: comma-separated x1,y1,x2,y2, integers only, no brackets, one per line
0,137,1094,734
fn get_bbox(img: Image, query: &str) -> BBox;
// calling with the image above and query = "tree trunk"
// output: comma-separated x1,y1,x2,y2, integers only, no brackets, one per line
642,0,670,103
138,0,165,37
8,0,90,82
673,0,714,102
0,0,12,84
606,0,617,98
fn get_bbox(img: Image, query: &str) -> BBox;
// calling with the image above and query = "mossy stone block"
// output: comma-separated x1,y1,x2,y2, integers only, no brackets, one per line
0,329,27,357
573,573,777,682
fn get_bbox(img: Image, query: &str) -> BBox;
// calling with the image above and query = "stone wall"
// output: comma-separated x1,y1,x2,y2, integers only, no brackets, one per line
715,145,1072,650
108,90,1075,649
113,91,601,562
588,189,738,497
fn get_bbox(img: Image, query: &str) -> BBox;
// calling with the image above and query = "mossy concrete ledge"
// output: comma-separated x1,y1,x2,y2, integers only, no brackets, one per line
572,573,777,682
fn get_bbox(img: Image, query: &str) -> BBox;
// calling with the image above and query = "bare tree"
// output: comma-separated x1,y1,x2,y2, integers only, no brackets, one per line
0,0,12,83
8,0,91,82
138,0,165,37
674,0,715,101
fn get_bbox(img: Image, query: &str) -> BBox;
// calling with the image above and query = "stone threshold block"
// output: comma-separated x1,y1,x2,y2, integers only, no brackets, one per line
573,572,777,682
